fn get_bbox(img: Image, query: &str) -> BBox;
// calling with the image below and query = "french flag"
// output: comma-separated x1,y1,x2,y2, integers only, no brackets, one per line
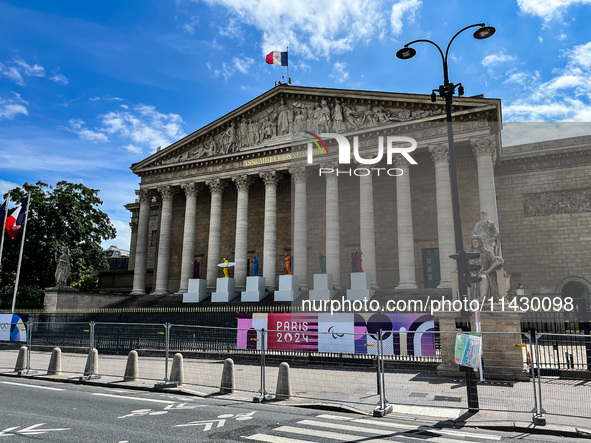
6,197,28,240
266,51,288,66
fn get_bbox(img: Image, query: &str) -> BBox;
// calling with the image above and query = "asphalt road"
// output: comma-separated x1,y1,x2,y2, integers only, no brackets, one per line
0,378,580,442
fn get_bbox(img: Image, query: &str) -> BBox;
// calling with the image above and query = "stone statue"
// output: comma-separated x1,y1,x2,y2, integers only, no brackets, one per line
319,252,326,274
284,254,291,275
221,122,236,154
332,99,344,132
472,211,501,256
55,245,71,287
467,236,504,303
239,118,249,148
276,97,293,136
361,104,378,127
318,99,331,133
208,138,218,157
193,259,200,278
343,102,359,129
252,256,259,277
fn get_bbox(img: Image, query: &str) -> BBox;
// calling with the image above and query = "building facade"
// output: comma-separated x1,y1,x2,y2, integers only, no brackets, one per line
125,85,591,306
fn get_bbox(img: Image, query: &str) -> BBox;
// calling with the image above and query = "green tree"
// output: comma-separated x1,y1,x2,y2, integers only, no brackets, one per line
0,181,116,308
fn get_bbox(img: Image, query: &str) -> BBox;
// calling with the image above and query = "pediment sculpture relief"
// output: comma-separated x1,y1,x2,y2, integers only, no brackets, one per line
152,96,444,166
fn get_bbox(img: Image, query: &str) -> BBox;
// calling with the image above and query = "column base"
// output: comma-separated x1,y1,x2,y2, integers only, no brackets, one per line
150,289,169,296
130,289,146,296
395,281,418,290
437,280,453,289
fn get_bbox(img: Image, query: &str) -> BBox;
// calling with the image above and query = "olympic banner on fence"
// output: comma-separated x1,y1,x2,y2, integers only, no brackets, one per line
237,312,436,356
0,314,28,342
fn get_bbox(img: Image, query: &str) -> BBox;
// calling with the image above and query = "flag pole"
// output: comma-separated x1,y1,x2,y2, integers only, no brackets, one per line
286,46,290,84
11,193,30,314
0,192,10,273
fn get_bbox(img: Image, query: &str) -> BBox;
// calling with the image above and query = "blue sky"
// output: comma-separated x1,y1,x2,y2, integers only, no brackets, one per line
1,0,590,250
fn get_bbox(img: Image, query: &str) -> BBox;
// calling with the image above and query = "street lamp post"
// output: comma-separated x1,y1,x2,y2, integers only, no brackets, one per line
396,23,495,412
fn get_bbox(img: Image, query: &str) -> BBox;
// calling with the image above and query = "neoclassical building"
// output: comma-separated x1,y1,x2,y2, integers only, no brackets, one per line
125,85,591,307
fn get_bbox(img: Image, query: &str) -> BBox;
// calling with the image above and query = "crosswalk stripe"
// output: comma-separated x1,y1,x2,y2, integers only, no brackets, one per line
243,434,316,443
274,425,395,442
351,418,502,441
295,420,460,443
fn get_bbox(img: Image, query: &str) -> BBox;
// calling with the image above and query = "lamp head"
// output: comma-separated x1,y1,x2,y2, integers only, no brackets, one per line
396,46,416,60
473,25,495,40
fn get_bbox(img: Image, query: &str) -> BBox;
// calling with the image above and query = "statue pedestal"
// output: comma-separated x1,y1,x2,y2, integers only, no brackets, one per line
436,311,528,381
182,279,207,303
241,276,266,302
212,278,237,302
274,275,299,302
347,272,375,300
309,274,335,300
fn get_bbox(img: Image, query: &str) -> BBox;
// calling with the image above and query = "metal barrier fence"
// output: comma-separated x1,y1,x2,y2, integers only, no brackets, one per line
1,321,590,422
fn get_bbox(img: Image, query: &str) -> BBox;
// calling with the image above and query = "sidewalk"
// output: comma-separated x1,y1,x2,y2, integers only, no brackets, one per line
1,348,590,438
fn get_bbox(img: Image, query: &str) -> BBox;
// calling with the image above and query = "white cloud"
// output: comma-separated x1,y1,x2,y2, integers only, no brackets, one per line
503,41,591,121
330,61,350,83
503,70,541,87
50,73,69,85
67,118,109,142
201,0,414,59
0,179,20,198
207,56,254,80
0,93,28,120
517,0,591,21
0,58,46,85
481,51,518,67
391,0,421,36
101,104,185,153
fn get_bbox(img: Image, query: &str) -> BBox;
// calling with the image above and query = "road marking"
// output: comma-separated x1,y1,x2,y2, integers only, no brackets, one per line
174,419,226,431
91,393,175,404
1,381,64,391
244,434,315,443
351,418,502,441
274,425,394,442
0,424,71,437
295,420,460,443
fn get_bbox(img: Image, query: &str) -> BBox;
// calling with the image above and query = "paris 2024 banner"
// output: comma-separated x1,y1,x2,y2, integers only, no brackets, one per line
237,312,436,356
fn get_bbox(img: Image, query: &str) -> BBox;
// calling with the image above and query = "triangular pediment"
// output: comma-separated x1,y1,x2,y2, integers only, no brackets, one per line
131,85,501,174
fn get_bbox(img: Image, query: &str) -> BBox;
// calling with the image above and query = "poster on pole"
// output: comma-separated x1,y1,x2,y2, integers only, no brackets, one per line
454,332,482,368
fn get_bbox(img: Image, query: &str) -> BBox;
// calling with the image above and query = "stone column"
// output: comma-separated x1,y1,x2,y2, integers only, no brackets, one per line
152,186,175,295
471,135,499,226
290,166,308,289
429,144,455,288
233,175,252,289
178,183,200,293
131,189,150,295
206,179,226,288
357,163,378,288
128,221,138,271
393,158,418,289
323,162,341,289
260,170,280,290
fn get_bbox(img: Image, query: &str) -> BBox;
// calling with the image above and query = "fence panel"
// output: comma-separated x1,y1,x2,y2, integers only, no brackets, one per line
536,333,591,419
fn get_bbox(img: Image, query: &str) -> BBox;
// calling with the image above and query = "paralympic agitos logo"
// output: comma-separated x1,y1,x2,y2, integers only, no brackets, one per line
302,132,418,176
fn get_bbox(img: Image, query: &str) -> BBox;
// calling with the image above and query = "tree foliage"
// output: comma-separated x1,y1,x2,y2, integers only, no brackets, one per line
0,181,116,308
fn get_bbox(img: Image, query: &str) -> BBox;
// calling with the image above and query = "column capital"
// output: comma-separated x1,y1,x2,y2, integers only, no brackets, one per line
260,170,281,188
233,175,253,192
428,144,449,164
181,182,202,197
289,165,309,183
319,161,339,180
471,135,498,165
136,188,151,203
390,156,410,170
129,221,138,233
157,185,175,201
206,178,227,195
